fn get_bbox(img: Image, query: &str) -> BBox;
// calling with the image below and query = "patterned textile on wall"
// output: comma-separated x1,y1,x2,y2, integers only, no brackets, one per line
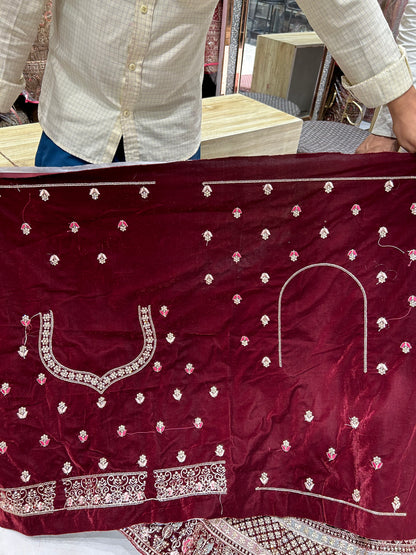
0,154,415,544
204,1,223,74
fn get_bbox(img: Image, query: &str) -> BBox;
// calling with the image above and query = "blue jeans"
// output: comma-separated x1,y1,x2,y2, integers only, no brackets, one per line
35,133,201,166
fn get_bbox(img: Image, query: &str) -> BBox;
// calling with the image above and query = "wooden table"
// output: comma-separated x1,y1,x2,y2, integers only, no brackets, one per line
0,94,302,167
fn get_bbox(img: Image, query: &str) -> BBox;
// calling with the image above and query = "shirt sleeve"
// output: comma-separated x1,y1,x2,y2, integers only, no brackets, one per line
297,0,414,108
0,0,47,112
372,0,416,137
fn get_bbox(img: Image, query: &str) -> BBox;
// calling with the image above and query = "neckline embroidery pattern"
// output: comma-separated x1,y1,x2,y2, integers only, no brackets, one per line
38,306,156,392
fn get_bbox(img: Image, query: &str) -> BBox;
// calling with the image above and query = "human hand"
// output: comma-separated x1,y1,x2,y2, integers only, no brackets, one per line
355,134,398,154
388,86,416,153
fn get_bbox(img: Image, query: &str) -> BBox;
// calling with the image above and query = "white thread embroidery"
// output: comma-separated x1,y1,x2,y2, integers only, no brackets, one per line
371,456,383,470
99,458,108,470
62,462,73,475
216,445,225,457
97,253,107,264
18,345,28,358
37,373,47,385
305,478,314,491
324,182,334,193
97,396,106,408
326,448,337,461
409,295,416,307
177,451,186,463
203,230,212,244
173,389,182,401
411,203,416,215
260,473,269,485
262,357,271,367
49,255,60,266
409,249,416,262
39,435,50,447
378,227,388,238
202,185,212,197
21,471,31,483
260,273,270,284
348,249,357,261
166,333,175,344
261,315,270,326
78,430,88,443
38,306,156,393
69,222,80,233
117,425,127,437
377,317,388,330
350,416,360,429
185,363,194,375
392,496,401,512
204,274,214,285
63,471,147,509
0,442,7,455
39,189,50,201
21,223,31,235
153,361,162,373
136,393,145,404
377,271,388,284
232,207,242,219
384,180,394,192
261,229,271,240
233,294,242,305
289,250,299,262
138,455,147,468
351,204,361,216
118,220,128,232
89,188,100,200
0,481,56,516
21,314,31,327
1,383,10,396
400,342,412,354
281,440,291,452
240,336,249,346
154,461,227,501
263,183,273,195
57,401,67,414
304,410,314,423
377,363,388,375
209,386,219,398
193,417,203,429
352,489,361,503
159,306,169,317
139,187,149,199
291,205,301,217
156,421,165,433
232,251,241,263
17,407,28,419
319,227,329,239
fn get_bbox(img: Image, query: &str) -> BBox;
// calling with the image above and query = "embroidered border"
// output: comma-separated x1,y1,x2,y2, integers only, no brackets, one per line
278,264,368,373
62,471,147,510
154,461,227,501
0,481,56,516
256,487,406,517
38,306,156,392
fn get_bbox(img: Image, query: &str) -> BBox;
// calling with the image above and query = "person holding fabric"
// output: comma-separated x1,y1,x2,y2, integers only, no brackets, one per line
1,0,416,167
356,0,416,153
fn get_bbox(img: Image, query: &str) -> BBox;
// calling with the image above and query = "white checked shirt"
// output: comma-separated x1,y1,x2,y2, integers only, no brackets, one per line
0,0,413,163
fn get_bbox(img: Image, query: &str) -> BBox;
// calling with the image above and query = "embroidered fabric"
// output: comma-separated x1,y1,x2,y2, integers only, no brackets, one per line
0,153,416,542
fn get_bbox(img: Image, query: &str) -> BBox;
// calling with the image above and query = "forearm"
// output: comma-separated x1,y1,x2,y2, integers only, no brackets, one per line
0,0,46,112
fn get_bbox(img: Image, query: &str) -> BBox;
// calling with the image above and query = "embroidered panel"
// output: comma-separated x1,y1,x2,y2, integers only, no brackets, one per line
1,154,416,541
0,482,56,517
154,462,227,501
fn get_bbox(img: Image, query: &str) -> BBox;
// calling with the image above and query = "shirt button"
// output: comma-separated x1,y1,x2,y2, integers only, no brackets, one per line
128,63,136,72
140,5,148,14
123,110,130,117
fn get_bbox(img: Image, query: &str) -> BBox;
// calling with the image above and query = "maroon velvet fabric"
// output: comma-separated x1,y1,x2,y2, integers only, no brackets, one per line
0,153,415,540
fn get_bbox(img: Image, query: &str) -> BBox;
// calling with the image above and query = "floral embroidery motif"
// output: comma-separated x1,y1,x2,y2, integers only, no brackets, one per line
377,363,388,375
0,442,8,455
99,458,108,470
377,317,388,331
392,496,401,512
350,416,359,429
38,307,156,393
348,249,357,261
166,332,175,343
21,471,31,483
69,221,80,233
260,273,270,284
351,204,361,216
193,417,203,429
136,393,145,404
153,361,162,373
139,187,150,199
304,410,314,423
352,489,361,503
39,434,50,447
371,456,383,470
324,181,334,193
173,389,182,401
17,407,28,419
232,251,241,263
240,336,249,347
203,230,213,244
63,471,147,509
409,295,416,308
156,421,165,434
319,227,329,239
21,314,31,327
377,271,387,284
21,223,31,235
209,386,218,398
215,445,225,457
159,306,169,317
263,183,273,195
57,401,67,414
96,396,106,408
1,383,10,396
400,342,412,354
260,472,269,485
378,226,388,238
202,185,212,197
232,207,242,219
384,180,394,192
304,478,314,491
37,373,47,385
281,440,291,452
138,455,147,468
289,250,299,262
262,357,271,367
49,255,60,266
62,462,73,475
97,253,107,264
291,205,301,217
411,202,416,215
154,462,226,501
78,430,88,443
0,481,56,516
261,315,270,326
177,451,186,463
232,294,242,305
39,189,50,201
204,274,214,285
409,249,416,262
185,363,194,375
261,228,271,240
18,345,28,358
326,448,337,461
117,425,127,437
118,220,128,232
89,188,100,200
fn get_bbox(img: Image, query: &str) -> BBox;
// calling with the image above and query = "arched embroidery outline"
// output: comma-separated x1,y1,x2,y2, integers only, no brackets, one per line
38,306,156,392
278,264,367,373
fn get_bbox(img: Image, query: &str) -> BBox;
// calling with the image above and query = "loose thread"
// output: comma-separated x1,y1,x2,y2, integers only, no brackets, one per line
377,238,405,254
0,149,18,167
21,192,32,222
389,308,412,322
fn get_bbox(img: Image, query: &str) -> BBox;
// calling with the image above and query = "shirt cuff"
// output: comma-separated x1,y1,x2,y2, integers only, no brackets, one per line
0,76,25,113
341,46,413,108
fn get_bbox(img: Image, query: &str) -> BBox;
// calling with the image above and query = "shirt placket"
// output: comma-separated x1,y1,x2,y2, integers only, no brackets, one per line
120,0,156,161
